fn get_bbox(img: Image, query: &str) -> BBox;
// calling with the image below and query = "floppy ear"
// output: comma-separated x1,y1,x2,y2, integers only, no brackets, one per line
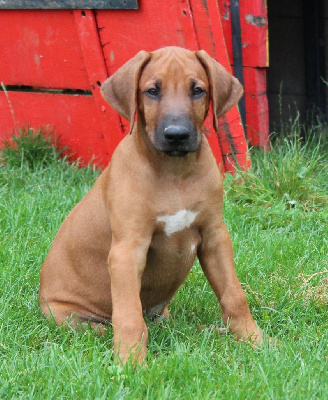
196,50,243,132
101,50,151,133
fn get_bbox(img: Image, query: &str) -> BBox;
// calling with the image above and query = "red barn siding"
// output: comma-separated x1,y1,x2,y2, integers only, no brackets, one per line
0,1,268,171
219,0,269,147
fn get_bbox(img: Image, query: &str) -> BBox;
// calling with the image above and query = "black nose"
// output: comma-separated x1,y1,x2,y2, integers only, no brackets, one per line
164,125,190,144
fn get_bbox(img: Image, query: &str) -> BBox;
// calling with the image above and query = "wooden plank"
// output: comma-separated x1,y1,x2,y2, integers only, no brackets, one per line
189,0,248,172
217,114,248,158
224,153,251,172
73,9,124,159
0,1,138,10
230,0,246,129
0,91,111,167
97,1,195,76
243,67,269,148
239,0,269,68
219,0,268,68
0,10,90,89
218,0,269,147
217,1,233,64
189,0,232,70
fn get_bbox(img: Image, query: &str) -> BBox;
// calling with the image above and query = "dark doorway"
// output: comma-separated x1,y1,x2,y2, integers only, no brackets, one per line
267,0,327,133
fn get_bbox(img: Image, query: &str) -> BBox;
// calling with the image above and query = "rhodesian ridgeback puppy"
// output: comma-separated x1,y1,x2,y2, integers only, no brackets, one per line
40,46,262,364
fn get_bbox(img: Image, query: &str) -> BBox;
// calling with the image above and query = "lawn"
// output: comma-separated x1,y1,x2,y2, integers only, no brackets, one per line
0,128,327,399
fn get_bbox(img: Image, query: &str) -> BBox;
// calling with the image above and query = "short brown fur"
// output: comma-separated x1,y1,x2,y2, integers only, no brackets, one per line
40,47,261,364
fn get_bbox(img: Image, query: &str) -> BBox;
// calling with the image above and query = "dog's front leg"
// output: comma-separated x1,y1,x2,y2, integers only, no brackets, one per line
108,238,150,364
198,221,262,345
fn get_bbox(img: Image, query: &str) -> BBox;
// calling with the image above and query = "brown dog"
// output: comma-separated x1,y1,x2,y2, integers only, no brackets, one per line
40,46,262,364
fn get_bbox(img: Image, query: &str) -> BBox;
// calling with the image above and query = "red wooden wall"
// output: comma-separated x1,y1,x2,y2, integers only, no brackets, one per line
0,1,269,172
218,0,269,148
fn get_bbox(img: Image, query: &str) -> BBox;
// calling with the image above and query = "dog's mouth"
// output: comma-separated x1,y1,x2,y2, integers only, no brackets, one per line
164,150,189,157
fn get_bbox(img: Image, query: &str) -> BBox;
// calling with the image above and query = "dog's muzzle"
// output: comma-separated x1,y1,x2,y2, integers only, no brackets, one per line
154,115,199,157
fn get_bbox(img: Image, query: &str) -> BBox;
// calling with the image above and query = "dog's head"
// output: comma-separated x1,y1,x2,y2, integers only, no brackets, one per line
101,46,243,157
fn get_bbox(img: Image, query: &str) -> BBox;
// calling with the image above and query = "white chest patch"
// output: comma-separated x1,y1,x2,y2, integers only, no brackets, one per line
157,209,199,237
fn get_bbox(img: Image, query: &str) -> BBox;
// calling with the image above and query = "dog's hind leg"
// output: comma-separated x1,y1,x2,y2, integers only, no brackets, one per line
40,301,109,335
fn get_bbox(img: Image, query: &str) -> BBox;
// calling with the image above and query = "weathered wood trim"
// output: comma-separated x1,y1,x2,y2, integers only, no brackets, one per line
73,9,124,159
0,0,138,10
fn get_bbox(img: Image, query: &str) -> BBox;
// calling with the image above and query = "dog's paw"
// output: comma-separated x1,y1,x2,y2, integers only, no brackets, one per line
249,333,277,349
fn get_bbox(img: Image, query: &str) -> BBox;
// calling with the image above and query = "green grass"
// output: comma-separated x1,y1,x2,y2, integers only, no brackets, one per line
0,125,66,169
0,129,327,399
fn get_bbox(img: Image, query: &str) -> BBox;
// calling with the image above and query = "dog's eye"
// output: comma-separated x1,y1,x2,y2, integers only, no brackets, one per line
146,88,160,98
192,87,205,98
